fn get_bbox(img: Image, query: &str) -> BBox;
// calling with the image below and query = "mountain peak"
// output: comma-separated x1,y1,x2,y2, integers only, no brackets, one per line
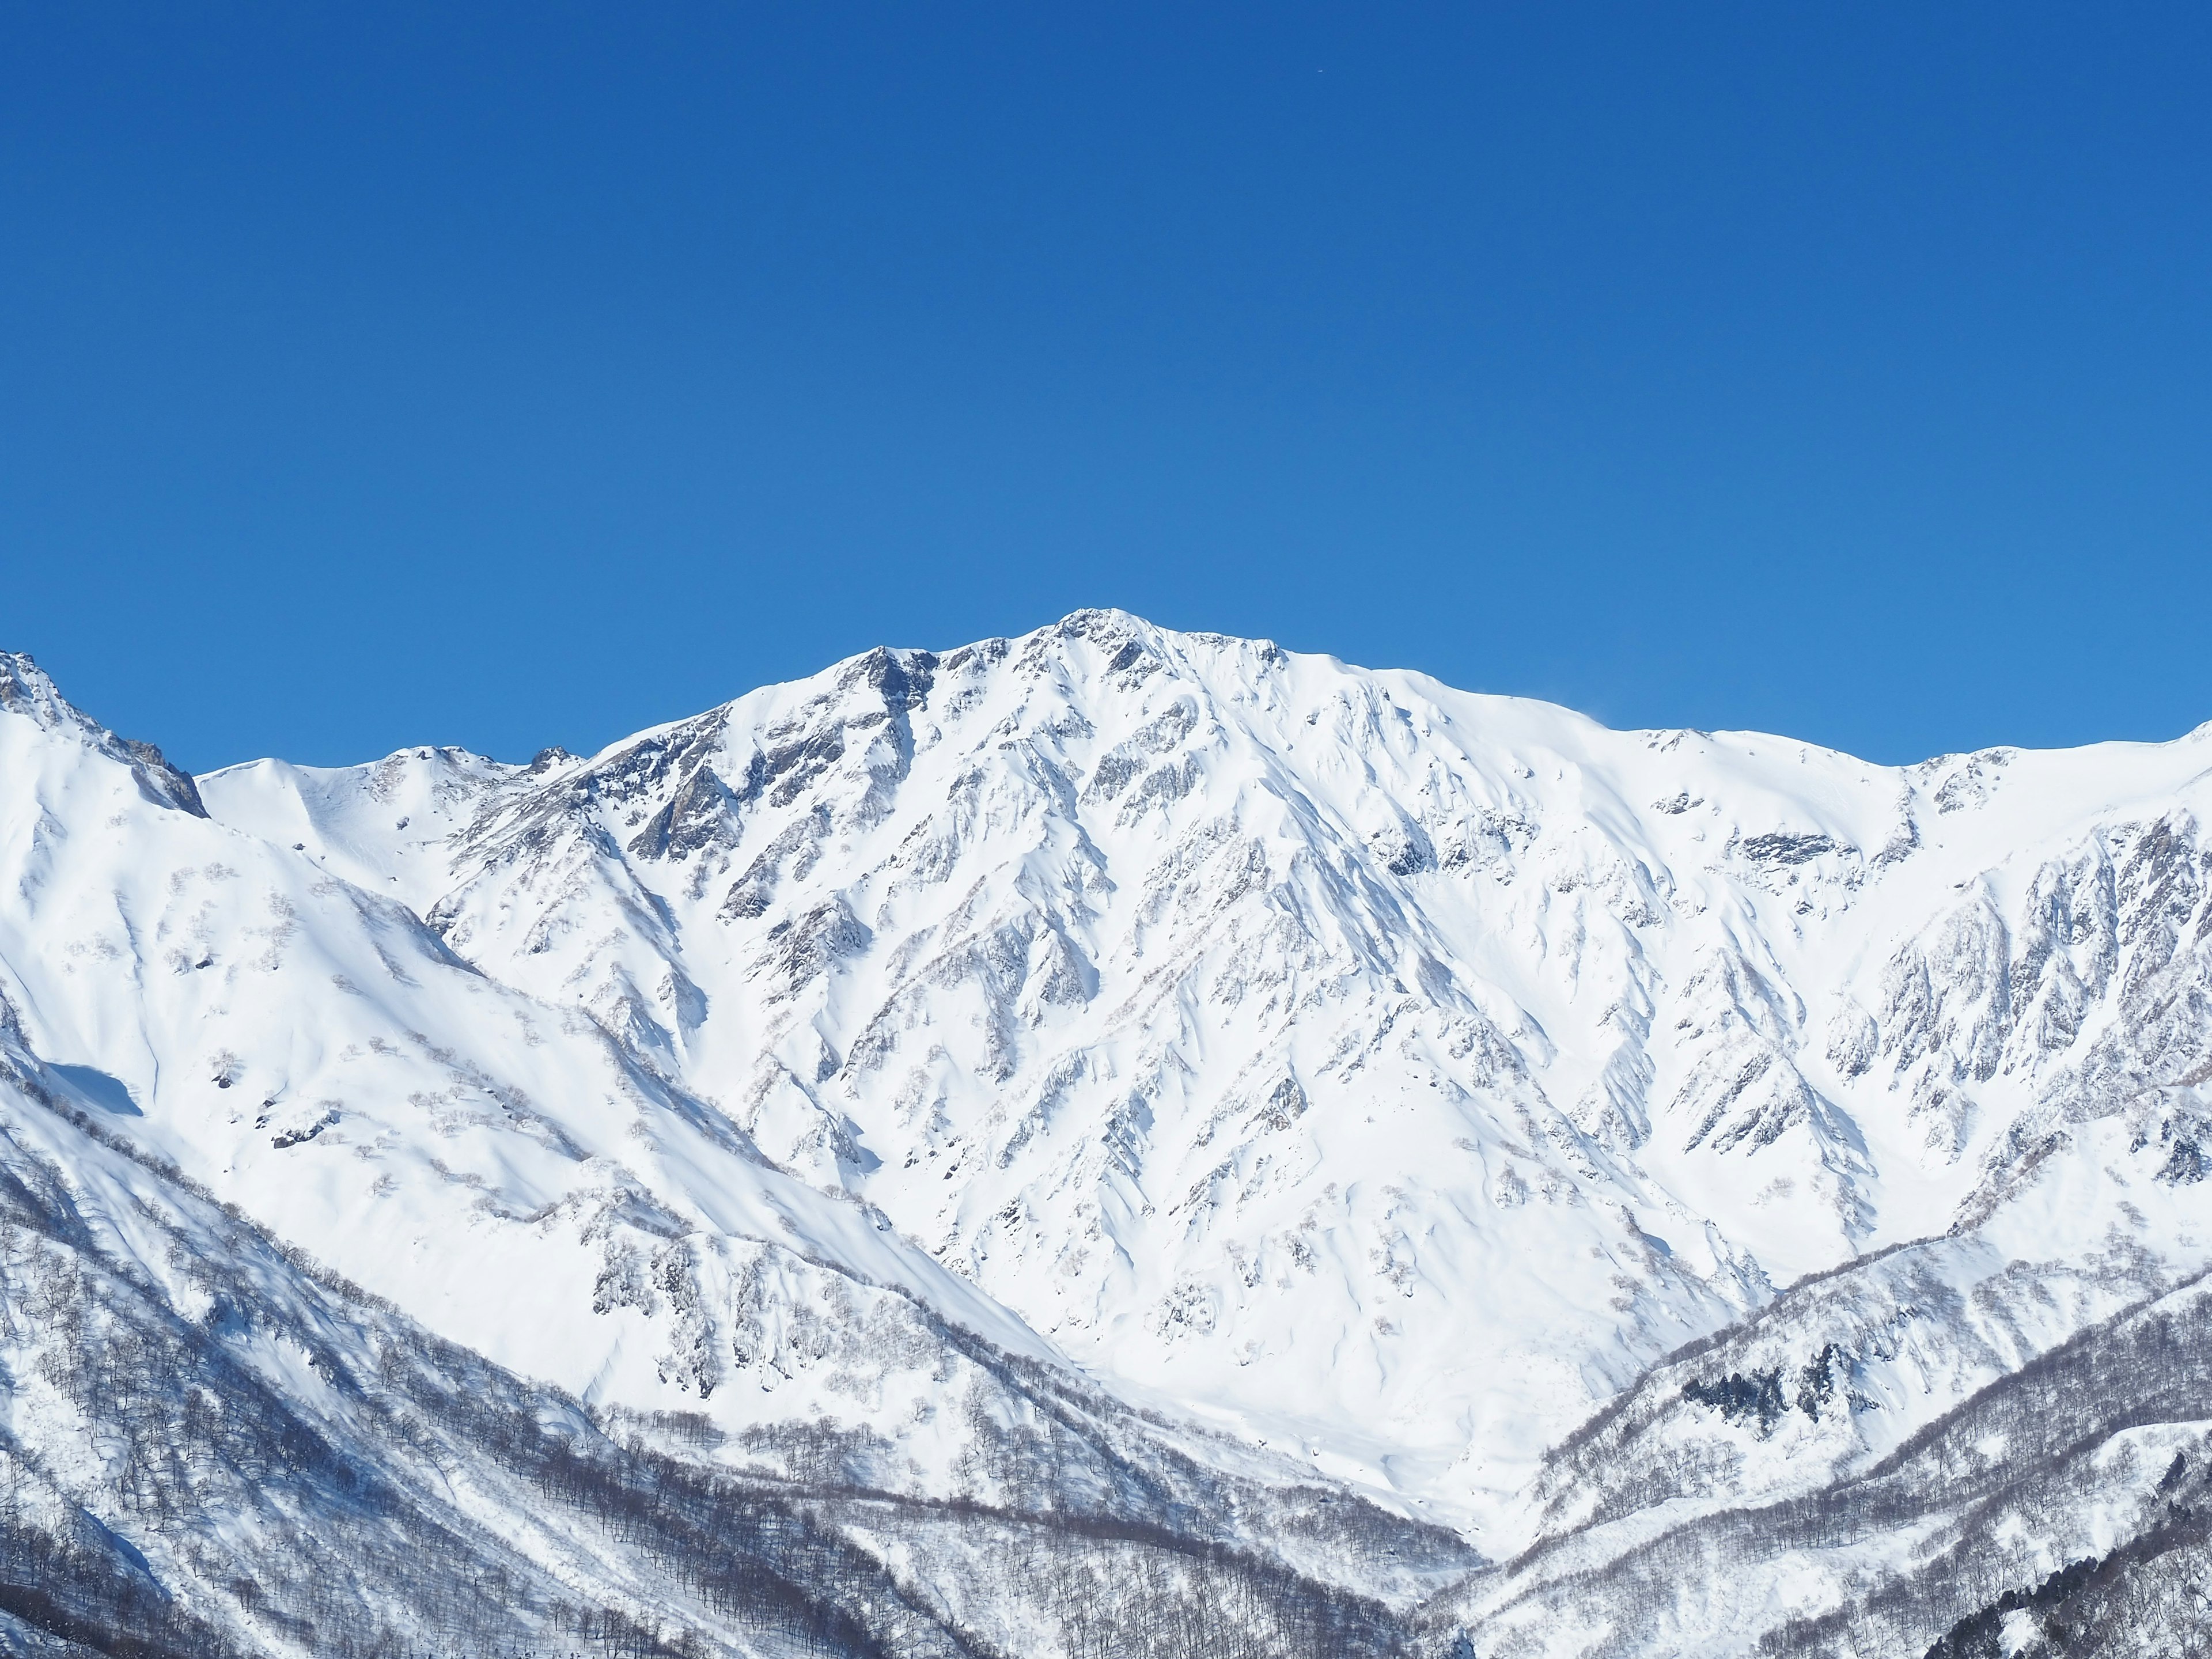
0,649,207,816
0,649,73,728
12,627,2212,1653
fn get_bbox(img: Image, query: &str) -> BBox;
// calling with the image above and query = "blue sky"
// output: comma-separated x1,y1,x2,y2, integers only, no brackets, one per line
3,5,2207,772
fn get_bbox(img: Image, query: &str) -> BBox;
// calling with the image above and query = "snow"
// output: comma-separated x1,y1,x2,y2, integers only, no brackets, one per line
5,613,2211,1653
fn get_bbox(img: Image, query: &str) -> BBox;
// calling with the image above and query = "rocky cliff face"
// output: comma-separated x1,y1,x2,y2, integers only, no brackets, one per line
3,614,2210,1654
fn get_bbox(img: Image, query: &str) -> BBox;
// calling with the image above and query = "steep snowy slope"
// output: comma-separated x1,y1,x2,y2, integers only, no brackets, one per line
0,1000,1450,1656
0,649,1467,1655
202,611,2212,1541
2,649,1470,1546
9,611,2212,1655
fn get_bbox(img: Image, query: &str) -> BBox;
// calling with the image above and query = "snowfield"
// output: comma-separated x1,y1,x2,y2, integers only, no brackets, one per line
3,612,2210,1656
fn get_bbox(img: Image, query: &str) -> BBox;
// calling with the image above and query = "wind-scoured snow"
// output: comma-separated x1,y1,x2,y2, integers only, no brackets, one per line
5,612,2211,1655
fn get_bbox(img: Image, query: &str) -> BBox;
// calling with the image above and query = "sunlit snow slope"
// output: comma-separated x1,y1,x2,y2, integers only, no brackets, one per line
10,611,2212,1656
178,610,2212,1544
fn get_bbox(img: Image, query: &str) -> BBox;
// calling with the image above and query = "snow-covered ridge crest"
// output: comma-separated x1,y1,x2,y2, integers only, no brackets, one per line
191,613,2212,1524
6,613,2212,1655
1,648,207,815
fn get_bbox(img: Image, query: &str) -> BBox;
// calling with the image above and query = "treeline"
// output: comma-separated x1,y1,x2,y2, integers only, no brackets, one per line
1430,1277,2212,1658
0,1082,1433,1658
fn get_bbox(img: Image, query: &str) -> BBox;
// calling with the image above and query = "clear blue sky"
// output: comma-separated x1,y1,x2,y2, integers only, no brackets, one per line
4,5,2207,772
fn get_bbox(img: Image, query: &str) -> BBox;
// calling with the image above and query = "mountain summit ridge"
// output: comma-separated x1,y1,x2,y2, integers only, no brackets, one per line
3,613,2210,1654
197,614,2212,1496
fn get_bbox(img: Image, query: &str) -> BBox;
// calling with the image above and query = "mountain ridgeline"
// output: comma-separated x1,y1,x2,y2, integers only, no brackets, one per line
1,613,2209,1655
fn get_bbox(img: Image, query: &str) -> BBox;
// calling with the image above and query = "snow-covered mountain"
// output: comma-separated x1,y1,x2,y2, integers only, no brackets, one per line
4,612,2210,1655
